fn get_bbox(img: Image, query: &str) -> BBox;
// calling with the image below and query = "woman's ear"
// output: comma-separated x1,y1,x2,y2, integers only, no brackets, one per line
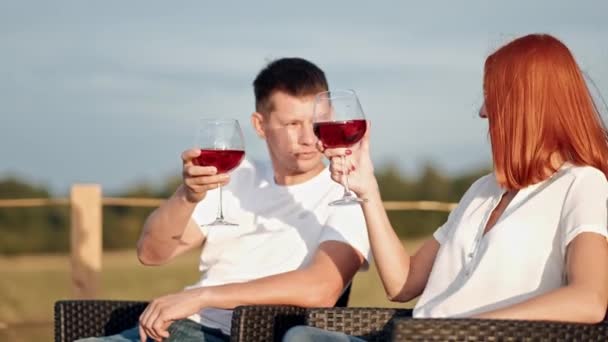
251,112,266,139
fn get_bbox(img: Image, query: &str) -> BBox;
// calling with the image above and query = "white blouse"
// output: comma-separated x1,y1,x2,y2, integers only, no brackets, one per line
414,163,608,318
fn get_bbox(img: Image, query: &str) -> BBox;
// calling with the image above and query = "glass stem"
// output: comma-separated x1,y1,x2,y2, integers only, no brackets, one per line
342,155,352,196
217,183,225,220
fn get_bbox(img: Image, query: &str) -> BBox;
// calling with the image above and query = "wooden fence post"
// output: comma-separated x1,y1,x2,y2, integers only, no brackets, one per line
70,184,102,299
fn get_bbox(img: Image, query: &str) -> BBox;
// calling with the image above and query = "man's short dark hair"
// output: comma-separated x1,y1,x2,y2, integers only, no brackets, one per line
253,57,328,114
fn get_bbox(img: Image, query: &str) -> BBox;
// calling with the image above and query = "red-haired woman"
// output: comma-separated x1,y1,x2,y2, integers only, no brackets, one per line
284,34,608,341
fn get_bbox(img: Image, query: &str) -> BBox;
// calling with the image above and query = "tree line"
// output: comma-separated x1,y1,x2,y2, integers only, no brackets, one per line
0,163,490,255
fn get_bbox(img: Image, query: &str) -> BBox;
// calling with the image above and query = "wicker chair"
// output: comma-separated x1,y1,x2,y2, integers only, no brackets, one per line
55,301,608,341
230,305,413,341
54,285,352,341
231,306,608,341
54,300,148,342
391,317,608,341
54,301,410,342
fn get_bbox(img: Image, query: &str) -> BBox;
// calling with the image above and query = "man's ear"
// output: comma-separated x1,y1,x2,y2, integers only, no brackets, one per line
251,112,266,139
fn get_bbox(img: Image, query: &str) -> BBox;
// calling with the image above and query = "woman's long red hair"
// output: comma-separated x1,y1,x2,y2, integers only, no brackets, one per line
483,34,608,189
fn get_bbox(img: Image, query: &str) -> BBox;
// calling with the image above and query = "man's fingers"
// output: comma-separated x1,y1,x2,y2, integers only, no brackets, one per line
139,324,147,342
161,321,172,338
152,314,170,340
183,165,218,177
185,184,218,195
187,173,228,185
142,304,162,341
181,148,201,165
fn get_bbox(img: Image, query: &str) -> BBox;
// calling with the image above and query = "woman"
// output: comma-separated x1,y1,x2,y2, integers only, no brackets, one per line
284,33,608,341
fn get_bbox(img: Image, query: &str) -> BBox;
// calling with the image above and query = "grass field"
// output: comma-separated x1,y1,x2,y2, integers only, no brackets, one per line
0,238,425,341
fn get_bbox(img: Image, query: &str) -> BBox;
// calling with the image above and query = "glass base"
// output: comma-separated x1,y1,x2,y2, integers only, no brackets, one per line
204,218,239,226
329,195,367,206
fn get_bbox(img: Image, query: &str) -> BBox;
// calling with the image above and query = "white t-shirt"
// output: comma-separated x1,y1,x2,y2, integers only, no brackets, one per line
186,158,371,334
414,163,608,318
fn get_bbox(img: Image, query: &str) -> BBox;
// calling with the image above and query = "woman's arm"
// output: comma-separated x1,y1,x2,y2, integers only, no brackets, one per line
322,128,440,302
360,188,440,301
476,232,608,323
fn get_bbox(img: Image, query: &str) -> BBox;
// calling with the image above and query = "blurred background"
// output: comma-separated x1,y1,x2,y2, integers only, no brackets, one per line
1,0,607,340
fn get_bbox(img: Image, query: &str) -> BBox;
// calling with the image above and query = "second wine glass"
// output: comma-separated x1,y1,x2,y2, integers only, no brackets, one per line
194,118,245,226
313,89,368,206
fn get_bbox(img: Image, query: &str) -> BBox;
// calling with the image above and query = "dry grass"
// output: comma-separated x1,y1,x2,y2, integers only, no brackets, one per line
0,238,426,341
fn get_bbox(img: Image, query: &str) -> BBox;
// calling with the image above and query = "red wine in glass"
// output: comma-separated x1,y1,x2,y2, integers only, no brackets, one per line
194,149,245,173
196,118,245,226
313,89,367,205
313,119,367,148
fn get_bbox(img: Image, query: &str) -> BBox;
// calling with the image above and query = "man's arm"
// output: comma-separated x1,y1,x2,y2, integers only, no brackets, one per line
136,185,204,265
137,148,229,265
138,240,364,341
198,240,364,308
476,232,608,323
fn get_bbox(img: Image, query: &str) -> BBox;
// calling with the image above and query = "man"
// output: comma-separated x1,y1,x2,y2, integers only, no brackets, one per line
80,58,370,342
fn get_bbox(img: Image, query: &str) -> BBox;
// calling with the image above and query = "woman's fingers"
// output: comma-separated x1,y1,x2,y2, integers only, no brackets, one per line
316,141,326,153
329,157,343,173
329,157,357,173
323,147,351,159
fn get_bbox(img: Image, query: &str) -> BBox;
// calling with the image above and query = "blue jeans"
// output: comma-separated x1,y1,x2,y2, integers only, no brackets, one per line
76,319,229,342
282,326,366,342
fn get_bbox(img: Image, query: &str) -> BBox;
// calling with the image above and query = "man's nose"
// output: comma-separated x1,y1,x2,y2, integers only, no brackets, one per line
299,121,317,145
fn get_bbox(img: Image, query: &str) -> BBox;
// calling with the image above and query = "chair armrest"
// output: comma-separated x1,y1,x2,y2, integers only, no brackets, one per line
307,307,412,341
391,317,608,341
230,306,412,342
231,305,307,342
54,300,148,342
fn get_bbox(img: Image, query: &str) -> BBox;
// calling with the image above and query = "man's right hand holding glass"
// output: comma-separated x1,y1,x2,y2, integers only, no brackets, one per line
180,148,230,204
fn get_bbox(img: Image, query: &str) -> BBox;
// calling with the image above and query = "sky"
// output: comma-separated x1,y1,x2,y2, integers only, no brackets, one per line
1,0,607,195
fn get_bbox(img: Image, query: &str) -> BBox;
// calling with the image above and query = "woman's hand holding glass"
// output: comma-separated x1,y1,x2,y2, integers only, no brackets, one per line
318,123,378,200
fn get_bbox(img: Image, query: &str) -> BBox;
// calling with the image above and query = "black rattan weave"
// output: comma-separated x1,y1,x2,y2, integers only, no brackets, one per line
230,305,308,342
391,317,608,341
54,300,147,342
230,306,412,341
307,307,413,341
55,301,608,341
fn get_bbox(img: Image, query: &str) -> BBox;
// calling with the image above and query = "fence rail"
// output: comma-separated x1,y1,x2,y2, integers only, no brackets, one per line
0,198,456,211
0,184,456,299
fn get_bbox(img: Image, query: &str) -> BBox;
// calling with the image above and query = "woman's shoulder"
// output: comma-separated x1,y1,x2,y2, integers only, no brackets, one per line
558,164,608,201
454,173,497,206
465,173,497,194
562,163,607,185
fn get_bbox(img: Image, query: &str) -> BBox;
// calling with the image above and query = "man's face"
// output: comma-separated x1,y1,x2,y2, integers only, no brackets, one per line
255,91,324,177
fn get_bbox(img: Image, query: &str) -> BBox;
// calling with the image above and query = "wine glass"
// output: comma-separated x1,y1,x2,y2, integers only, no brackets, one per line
313,89,368,206
194,118,245,226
